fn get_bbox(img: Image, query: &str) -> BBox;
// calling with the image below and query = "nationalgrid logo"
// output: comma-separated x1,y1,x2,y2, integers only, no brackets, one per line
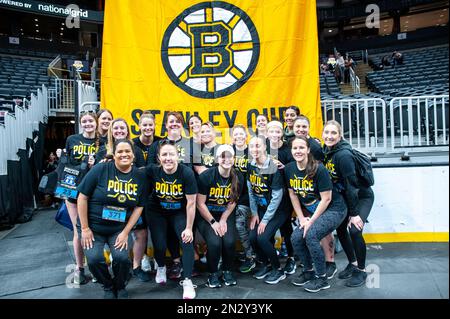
161,1,260,99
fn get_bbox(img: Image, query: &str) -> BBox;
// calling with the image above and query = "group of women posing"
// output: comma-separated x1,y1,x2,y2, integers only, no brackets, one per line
60,106,374,299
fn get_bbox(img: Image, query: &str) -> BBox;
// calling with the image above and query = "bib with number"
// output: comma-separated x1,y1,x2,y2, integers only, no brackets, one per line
102,205,127,223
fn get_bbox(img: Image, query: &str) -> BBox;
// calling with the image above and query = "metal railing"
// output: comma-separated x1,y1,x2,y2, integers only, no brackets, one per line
389,95,449,149
349,67,361,94
0,85,48,175
322,98,387,153
48,79,96,114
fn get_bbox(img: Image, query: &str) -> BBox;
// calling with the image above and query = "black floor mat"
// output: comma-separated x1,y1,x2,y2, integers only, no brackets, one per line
0,233,73,297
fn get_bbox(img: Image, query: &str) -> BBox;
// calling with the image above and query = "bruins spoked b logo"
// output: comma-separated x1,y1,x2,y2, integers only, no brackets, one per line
161,1,260,99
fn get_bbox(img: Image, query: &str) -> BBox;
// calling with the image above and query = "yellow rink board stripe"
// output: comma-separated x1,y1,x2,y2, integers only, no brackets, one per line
363,232,449,243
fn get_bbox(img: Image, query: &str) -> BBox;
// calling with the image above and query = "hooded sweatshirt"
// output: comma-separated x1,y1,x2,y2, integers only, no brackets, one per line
323,139,360,216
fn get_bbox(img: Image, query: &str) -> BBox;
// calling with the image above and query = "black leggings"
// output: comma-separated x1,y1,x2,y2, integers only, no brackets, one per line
279,215,294,257
147,211,194,278
337,187,374,269
197,214,236,273
249,208,289,269
83,230,131,290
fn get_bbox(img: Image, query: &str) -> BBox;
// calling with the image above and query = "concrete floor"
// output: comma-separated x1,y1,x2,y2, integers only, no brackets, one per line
0,208,448,300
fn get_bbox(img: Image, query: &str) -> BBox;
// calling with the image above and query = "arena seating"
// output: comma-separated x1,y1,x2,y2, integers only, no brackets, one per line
366,45,449,96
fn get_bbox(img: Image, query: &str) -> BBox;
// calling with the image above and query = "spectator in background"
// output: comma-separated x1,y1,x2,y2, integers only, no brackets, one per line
41,151,59,208
381,55,391,67
336,53,345,84
392,51,403,67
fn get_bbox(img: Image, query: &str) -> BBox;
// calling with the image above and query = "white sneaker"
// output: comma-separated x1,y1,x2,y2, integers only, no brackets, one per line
181,278,197,299
156,266,167,284
141,255,152,272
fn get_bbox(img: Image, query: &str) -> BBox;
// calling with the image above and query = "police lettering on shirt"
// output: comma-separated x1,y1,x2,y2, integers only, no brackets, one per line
77,162,147,234
146,164,197,213
65,134,98,163
247,160,283,208
199,167,243,213
107,177,139,203
284,161,346,211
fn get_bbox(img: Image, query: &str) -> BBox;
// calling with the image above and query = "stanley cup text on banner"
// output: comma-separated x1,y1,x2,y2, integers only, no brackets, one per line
101,0,322,139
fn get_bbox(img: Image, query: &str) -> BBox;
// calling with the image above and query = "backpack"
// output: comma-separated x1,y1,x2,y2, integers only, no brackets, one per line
351,149,374,187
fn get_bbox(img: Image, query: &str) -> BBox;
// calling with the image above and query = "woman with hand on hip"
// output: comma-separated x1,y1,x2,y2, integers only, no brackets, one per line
78,139,147,299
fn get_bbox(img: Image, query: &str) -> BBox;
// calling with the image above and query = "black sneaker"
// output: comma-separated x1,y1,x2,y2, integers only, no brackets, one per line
345,268,367,287
133,266,151,282
283,257,297,275
264,269,286,284
117,288,129,299
206,272,222,288
338,263,357,279
239,258,256,273
168,262,182,280
291,270,315,286
326,262,337,279
253,264,272,279
103,288,116,299
304,276,331,293
222,271,237,286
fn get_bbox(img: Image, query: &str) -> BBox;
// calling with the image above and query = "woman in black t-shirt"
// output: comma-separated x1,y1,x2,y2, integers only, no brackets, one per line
78,139,147,299
247,136,289,285
96,109,113,146
197,144,244,288
61,111,99,285
132,112,162,165
96,118,148,281
145,140,198,299
131,112,162,281
292,115,336,278
322,120,374,288
266,120,296,275
194,122,221,175
231,125,256,273
286,137,346,293
96,118,145,167
292,115,324,162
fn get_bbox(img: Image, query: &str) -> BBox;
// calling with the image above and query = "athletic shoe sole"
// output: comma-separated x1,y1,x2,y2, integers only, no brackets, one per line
224,281,237,286
304,284,331,293
327,268,338,279
291,279,311,286
205,283,222,288
345,279,367,287
239,263,256,274
253,272,271,280
284,266,297,275
265,274,286,284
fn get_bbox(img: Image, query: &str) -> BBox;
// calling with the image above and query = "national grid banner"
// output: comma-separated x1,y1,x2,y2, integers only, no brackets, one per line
101,0,322,139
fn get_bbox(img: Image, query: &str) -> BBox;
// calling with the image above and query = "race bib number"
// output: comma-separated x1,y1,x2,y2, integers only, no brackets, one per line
102,206,127,223
160,202,182,210
54,184,78,200
207,204,226,213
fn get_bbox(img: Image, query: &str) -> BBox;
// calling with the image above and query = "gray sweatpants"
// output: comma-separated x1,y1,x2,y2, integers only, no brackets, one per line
291,208,346,276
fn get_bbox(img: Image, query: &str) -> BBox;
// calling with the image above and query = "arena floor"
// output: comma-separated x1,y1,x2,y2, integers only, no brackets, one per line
0,208,448,300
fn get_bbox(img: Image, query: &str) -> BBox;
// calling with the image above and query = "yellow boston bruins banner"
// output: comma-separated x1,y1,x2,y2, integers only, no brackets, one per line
101,0,322,139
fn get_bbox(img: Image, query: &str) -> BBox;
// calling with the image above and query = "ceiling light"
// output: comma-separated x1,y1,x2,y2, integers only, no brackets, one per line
328,29,333,32
36,30,39,32
35,24,39,27
60,27,64,30
34,18,38,21
60,33,63,36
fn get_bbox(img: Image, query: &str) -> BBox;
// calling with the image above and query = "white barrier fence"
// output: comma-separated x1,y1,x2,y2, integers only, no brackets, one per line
389,95,449,149
0,85,48,175
322,98,388,153
321,94,449,153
